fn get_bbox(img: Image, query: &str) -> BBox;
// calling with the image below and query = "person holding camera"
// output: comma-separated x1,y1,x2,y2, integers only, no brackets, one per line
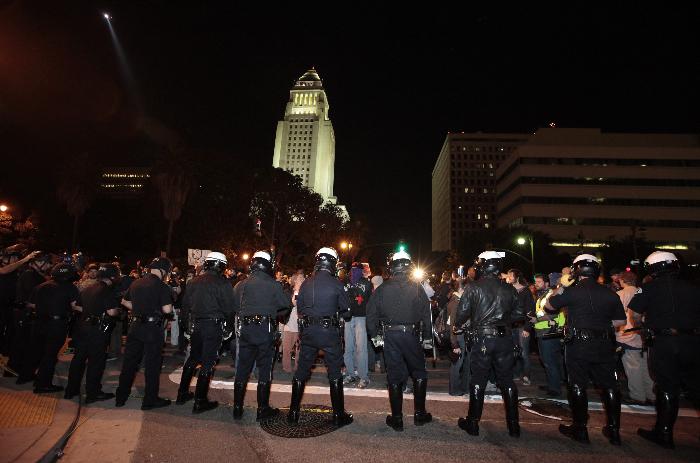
65,264,121,403
546,254,626,445
115,257,175,410
366,250,433,432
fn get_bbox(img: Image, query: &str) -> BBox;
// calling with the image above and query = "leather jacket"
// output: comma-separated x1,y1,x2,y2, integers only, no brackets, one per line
455,274,525,329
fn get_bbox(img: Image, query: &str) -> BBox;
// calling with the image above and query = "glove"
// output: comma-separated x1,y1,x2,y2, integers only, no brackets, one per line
422,338,433,350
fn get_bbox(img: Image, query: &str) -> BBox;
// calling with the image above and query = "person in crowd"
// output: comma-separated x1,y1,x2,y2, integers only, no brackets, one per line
1,246,41,357
447,277,469,396
281,289,300,373
532,273,565,398
342,262,373,389
506,268,535,386
615,271,655,405
76,263,100,292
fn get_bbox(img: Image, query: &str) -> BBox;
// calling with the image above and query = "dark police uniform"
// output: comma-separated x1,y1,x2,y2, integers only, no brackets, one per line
25,279,80,391
629,275,700,400
456,273,524,436
9,267,46,378
65,281,120,401
287,269,352,425
177,270,235,409
548,277,626,443
115,273,173,408
629,273,700,448
366,273,431,386
366,272,432,430
231,270,289,419
294,270,350,382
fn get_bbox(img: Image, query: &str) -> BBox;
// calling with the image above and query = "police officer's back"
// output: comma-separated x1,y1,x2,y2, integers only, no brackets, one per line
177,252,234,414
548,254,626,445
629,251,700,449
115,257,174,410
366,251,432,431
455,251,524,438
65,263,121,403
287,247,353,427
230,251,289,420
26,263,80,393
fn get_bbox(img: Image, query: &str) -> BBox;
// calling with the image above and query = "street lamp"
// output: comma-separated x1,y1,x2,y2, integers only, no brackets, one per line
241,253,249,261
516,236,535,275
0,205,7,213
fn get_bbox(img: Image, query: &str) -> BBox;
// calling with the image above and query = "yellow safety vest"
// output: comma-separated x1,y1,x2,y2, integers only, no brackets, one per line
534,289,565,331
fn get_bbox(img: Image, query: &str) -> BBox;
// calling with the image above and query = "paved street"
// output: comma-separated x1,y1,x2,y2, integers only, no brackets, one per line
2,345,697,462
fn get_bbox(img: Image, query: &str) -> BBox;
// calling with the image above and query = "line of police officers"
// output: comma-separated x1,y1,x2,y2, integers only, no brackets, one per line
2,243,697,449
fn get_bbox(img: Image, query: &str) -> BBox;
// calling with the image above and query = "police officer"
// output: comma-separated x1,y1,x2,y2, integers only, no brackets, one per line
65,263,121,403
24,263,81,393
232,251,290,421
629,251,700,449
455,251,524,438
115,257,175,410
8,252,51,380
287,247,353,427
366,250,432,432
176,252,235,414
546,254,626,445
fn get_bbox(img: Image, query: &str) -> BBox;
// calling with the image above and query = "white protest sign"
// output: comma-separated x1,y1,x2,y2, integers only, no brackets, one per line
187,249,212,266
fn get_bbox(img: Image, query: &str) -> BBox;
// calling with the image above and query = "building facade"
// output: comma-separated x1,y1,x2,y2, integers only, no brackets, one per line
100,167,151,198
432,132,531,251
272,68,339,205
495,128,700,250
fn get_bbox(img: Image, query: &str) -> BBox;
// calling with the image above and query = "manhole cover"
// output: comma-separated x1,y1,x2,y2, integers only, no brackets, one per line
260,404,339,438
519,398,572,421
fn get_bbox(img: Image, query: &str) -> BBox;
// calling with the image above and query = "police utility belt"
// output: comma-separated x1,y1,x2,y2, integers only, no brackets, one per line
562,326,613,342
131,315,163,324
298,315,339,330
650,327,700,337
467,326,511,339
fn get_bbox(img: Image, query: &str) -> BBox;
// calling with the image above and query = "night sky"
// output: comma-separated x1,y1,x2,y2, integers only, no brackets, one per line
2,2,699,253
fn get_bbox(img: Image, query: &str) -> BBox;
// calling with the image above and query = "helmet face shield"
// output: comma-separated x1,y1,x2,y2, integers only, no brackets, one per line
315,247,338,274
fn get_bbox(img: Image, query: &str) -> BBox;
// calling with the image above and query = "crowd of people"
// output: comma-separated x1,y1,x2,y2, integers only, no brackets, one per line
0,243,697,449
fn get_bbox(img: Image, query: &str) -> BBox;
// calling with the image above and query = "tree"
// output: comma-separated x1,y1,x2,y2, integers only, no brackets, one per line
57,153,98,252
153,154,193,256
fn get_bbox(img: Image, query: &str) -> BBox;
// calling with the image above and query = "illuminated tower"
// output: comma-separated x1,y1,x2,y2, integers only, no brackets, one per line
272,68,338,204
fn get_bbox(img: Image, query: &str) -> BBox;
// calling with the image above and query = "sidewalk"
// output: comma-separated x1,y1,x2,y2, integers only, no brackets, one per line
0,378,78,463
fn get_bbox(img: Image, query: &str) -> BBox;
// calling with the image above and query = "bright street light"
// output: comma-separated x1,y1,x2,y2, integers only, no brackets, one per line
340,242,347,250
242,253,249,261
517,237,526,245
516,236,535,274
103,12,111,20
0,205,7,213
412,267,425,281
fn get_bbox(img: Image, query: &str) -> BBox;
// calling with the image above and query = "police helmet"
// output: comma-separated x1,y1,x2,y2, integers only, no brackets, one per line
644,251,680,277
97,263,121,281
315,247,338,274
202,251,228,274
389,250,412,275
474,250,505,278
572,253,600,279
51,263,78,282
249,250,273,275
149,257,173,275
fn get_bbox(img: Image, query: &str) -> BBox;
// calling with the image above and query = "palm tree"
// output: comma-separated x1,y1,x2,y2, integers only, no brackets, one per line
57,154,97,252
154,169,192,256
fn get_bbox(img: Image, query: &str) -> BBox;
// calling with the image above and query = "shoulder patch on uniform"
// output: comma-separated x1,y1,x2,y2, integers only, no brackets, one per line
635,287,643,294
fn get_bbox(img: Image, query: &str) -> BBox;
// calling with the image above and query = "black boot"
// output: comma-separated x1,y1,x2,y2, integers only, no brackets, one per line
176,362,196,405
458,384,483,436
232,381,245,419
559,384,590,443
256,381,279,421
386,383,404,431
329,378,353,427
287,377,305,424
413,378,432,426
501,385,520,438
601,388,621,445
638,391,678,449
192,371,218,414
